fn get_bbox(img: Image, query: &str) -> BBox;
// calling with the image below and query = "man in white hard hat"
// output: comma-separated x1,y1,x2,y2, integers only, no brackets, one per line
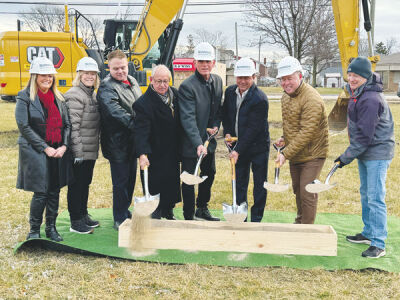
275,56,329,224
97,50,142,230
222,57,270,222
178,42,223,221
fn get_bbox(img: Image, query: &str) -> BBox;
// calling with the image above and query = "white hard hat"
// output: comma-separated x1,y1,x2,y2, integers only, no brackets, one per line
193,42,215,60
29,57,57,75
276,56,303,79
234,57,256,76
76,57,100,72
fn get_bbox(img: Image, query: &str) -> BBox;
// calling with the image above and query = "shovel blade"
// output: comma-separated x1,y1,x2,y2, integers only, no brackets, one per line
222,202,248,222
134,194,160,216
305,181,337,193
180,171,208,185
263,181,289,192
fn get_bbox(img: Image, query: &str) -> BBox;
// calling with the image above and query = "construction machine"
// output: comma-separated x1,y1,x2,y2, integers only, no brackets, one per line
329,0,379,131
0,0,188,101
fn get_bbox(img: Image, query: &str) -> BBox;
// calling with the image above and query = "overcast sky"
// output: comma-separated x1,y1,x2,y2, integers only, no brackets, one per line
0,0,399,60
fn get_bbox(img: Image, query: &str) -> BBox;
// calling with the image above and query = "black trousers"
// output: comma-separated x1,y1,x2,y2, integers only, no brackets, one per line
181,152,216,218
67,160,96,221
110,159,137,223
235,151,269,222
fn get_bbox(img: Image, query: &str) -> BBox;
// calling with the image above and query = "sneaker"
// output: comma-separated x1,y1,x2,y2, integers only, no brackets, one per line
362,246,386,258
84,214,100,228
70,219,94,234
194,207,220,221
346,233,371,245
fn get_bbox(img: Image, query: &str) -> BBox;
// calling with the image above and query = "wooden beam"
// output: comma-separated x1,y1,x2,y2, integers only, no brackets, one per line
119,219,337,256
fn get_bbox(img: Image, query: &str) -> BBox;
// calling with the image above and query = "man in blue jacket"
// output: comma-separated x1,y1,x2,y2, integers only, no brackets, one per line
336,57,395,258
222,57,270,222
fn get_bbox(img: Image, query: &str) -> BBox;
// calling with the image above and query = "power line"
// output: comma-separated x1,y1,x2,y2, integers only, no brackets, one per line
0,1,249,6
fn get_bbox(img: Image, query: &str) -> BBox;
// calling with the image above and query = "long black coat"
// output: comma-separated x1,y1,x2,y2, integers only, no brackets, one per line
15,88,73,192
133,86,182,208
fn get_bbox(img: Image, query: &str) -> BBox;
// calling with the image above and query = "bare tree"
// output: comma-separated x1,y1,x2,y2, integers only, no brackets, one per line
76,16,104,48
303,5,338,86
385,37,399,55
245,0,331,61
19,5,66,32
193,29,228,50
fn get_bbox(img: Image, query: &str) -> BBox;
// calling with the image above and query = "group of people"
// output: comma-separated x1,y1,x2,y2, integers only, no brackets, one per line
15,40,394,258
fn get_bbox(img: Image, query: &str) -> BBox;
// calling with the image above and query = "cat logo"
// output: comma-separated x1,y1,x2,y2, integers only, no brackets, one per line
27,46,65,68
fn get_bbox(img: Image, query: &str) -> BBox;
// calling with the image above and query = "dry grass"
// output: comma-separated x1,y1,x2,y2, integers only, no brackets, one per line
1,99,400,299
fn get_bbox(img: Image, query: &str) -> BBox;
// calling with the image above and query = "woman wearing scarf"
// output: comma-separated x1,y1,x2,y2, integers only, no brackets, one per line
15,57,72,242
64,57,101,234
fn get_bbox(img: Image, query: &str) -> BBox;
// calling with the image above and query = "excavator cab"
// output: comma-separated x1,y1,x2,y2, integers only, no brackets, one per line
103,19,168,70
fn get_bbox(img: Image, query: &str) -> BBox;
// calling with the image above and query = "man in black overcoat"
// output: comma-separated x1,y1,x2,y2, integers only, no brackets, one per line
133,65,181,219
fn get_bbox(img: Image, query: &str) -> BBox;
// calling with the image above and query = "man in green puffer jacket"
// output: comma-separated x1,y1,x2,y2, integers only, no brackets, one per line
274,56,329,224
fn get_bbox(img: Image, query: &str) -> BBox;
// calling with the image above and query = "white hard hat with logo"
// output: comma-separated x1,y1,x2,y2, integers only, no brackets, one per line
193,42,215,60
29,57,57,74
276,56,303,78
76,57,100,72
234,57,257,76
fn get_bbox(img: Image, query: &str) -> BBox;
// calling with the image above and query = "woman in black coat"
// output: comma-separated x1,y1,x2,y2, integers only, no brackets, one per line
133,65,181,219
15,57,72,241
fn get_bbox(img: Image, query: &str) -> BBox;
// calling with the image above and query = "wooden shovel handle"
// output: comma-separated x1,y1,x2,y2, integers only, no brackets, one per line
230,157,236,180
225,137,238,142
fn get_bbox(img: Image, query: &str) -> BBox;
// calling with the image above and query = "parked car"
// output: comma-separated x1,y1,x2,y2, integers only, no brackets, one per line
397,83,400,98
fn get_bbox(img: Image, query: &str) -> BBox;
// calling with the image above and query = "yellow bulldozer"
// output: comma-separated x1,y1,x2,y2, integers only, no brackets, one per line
0,0,188,100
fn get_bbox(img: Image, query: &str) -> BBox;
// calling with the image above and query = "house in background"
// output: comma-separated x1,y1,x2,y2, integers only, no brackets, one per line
375,52,400,92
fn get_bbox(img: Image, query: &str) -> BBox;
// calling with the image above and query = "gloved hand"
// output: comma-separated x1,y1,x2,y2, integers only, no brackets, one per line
74,157,84,165
334,156,346,168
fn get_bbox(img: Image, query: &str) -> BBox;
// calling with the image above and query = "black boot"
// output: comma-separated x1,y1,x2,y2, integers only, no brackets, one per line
45,217,63,242
26,193,46,240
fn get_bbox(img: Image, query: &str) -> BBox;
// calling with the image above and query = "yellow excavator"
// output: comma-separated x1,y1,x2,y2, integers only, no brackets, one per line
0,0,188,100
329,0,379,131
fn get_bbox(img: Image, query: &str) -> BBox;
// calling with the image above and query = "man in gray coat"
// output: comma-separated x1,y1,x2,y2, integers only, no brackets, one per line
179,42,223,221
97,50,142,230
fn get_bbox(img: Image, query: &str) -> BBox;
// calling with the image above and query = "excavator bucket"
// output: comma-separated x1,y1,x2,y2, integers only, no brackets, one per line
328,90,349,131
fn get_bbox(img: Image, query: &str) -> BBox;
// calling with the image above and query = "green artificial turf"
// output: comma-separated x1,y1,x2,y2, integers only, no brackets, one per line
14,208,400,272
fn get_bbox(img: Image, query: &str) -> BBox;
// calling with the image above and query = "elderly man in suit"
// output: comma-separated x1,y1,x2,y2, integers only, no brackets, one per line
179,42,223,221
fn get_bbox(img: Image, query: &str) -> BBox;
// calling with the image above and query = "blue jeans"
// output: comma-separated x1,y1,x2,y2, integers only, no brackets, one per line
358,159,391,249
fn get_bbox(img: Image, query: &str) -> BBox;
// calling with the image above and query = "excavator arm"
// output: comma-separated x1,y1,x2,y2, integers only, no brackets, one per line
329,0,380,131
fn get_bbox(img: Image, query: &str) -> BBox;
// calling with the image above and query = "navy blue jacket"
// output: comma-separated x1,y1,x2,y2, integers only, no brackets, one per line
340,73,395,164
222,83,270,156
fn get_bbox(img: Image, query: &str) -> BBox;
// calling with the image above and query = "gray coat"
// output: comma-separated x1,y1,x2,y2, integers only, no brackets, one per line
178,71,223,158
15,88,73,192
97,74,142,162
64,82,100,160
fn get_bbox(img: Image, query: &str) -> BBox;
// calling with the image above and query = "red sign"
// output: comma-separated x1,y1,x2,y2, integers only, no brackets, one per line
173,58,195,71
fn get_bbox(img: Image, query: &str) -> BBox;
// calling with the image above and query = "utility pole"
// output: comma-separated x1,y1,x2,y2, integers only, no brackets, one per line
235,22,238,61
258,36,261,73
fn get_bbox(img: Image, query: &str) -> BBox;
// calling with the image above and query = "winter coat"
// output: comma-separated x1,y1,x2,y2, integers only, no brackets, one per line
340,73,395,164
178,70,223,158
222,83,270,156
97,74,142,162
133,86,182,206
15,88,73,192
64,81,100,160
281,81,329,163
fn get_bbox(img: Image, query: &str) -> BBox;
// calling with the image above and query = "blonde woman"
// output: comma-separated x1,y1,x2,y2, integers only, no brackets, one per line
15,57,72,242
64,57,101,234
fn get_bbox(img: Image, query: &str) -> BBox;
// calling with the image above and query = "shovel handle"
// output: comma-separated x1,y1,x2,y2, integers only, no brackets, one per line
225,137,238,142
324,162,340,184
230,157,236,180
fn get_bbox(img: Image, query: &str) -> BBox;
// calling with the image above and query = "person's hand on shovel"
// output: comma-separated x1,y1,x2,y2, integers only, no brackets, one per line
197,144,207,157
139,154,150,170
207,126,218,135
274,137,286,167
229,151,239,164
274,137,285,148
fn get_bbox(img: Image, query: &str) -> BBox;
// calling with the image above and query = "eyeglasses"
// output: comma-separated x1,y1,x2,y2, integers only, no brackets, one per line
154,79,169,85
